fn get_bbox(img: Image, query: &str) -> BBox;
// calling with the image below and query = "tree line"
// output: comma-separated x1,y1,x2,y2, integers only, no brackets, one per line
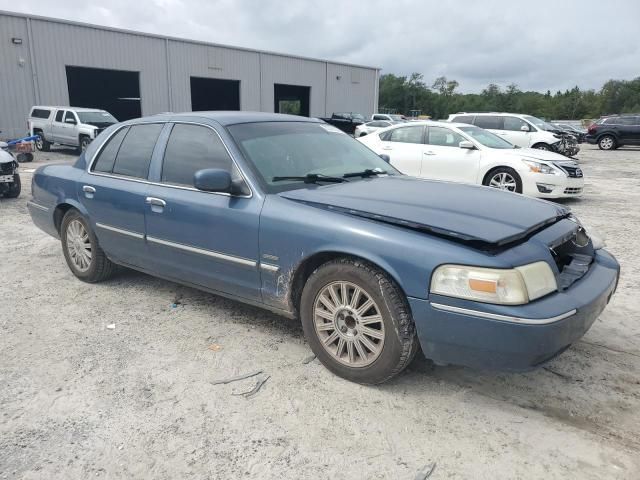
378,73,640,121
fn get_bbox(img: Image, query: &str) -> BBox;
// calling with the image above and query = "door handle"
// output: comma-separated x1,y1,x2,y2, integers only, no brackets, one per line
382,146,393,150
82,185,95,199
423,151,436,155
145,197,166,207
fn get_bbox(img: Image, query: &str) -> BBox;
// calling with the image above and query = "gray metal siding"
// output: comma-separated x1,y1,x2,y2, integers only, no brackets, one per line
0,11,378,140
0,15,34,138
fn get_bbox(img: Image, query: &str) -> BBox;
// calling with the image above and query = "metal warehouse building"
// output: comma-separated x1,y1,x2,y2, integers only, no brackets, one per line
0,10,379,139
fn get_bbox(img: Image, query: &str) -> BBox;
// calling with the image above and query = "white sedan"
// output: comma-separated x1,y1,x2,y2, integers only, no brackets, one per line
357,121,584,199
354,120,394,138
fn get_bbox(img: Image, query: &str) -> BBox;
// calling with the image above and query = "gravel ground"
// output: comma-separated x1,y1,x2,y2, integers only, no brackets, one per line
1,144,639,479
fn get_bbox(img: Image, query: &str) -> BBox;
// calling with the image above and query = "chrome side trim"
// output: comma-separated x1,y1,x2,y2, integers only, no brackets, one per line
95,223,144,239
146,236,257,268
86,121,253,199
27,201,49,212
430,302,577,325
260,263,280,273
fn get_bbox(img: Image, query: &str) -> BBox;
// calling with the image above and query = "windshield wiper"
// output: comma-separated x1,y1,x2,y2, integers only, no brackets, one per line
342,168,387,178
272,173,348,184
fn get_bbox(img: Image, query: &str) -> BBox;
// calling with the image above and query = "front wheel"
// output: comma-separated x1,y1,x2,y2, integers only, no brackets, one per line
483,167,522,193
532,143,552,151
598,135,616,150
79,136,91,153
300,258,418,384
61,210,116,283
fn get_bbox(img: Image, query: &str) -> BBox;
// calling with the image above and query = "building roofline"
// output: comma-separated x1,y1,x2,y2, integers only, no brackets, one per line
0,9,382,71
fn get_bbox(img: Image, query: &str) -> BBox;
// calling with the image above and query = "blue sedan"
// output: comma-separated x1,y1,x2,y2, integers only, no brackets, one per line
27,112,619,384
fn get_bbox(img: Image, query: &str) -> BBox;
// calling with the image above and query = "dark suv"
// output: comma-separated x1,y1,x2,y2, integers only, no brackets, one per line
586,114,640,150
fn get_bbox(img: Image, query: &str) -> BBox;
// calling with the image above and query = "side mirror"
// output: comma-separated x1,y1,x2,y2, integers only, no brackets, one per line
459,140,475,149
194,168,232,193
65,118,77,125
520,125,529,132
379,154,391,163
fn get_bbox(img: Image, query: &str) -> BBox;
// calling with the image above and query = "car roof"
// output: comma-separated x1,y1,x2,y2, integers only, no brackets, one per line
134,111,324,126
451,112,529,117
31,106,107,112
381,120,472,129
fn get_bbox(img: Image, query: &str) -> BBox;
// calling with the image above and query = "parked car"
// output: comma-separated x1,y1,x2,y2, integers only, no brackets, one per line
358,121,584,199
586,114,640,150
354,120,394,137
0,146,20,198
319,112,366,135
28,106,118,153
447,112,580,157
553,123,587,143
27,112,619,384
372,113,407,122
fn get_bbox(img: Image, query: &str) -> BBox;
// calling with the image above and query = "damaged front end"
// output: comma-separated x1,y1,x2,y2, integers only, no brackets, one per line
551,132,580,157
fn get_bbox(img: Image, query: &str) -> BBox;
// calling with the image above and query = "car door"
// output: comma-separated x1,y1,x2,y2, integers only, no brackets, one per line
378,125,425,176
79,123,164,266
143,122,262,301
421,126,481,183
502,116,532,147
61,111,79,145
618,116,640,144
51,110,66,143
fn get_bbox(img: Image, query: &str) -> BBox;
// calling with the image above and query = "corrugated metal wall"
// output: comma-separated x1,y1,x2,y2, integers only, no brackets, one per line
0,11,379,140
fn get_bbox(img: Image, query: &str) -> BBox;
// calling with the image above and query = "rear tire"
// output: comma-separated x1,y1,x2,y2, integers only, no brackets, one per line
3,174,21,198
61,210,116,283
35,131,51,152
300,258,418,384
598,135,616,150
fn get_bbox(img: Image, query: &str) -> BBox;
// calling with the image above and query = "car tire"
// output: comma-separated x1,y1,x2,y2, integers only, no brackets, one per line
598,135,616,150
483,167,523,194
16,152,33,163
34,131,51,152
3,174,21,198
79,136,91,153
61,210,116,283
300,257,419,384
532,143,552,151
359,132,367,137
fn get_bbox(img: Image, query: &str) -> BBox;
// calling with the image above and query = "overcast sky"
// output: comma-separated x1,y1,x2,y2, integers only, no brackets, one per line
1,0,638,93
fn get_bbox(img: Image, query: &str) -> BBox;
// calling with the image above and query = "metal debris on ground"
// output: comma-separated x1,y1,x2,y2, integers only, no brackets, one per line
302,354,316,364
232,375,270,399
211,370,263,385
414,462,436,480
208,344,223,352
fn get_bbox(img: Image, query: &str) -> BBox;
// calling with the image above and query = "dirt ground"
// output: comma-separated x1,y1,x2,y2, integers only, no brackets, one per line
1,144,639,480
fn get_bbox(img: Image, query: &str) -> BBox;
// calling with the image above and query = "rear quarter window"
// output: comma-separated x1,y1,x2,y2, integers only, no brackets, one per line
30,108,51,119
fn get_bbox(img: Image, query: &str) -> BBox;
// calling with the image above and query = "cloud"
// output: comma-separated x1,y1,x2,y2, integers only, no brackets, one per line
1,0,638,92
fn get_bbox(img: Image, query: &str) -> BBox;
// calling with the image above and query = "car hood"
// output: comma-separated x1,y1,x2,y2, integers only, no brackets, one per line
495,147,571,163
0,150,15,163
279,176,569,249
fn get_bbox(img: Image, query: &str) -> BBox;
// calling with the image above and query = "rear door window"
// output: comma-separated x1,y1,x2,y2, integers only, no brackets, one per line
92,127,130,173
161,124,234,187
474,116,504,130
55,110,64,122
427,126,466,147
111,123,163,179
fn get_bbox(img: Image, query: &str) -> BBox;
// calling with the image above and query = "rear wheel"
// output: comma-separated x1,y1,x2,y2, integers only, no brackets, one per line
483,167,522,193
34,131,51,152
598,135,616,150
3,174,21,198
61,210,116,283
300,258,418,384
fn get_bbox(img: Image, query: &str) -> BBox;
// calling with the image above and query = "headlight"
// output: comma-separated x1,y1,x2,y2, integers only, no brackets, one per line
430,261,557,305
522,159,560,175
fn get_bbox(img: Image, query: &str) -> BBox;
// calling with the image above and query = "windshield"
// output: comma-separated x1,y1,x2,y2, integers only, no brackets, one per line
522,115,557,132
228,122,398,192
77,111,118,124
458,126,515,149
389,115,406,121
351,113,365,121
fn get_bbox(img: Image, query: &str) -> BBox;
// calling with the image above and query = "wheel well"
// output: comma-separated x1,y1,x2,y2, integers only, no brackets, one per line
53,203,76,234
531,142,550,149
289,251,404,316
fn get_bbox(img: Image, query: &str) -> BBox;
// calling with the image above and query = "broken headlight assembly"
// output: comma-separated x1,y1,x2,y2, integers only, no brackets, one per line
430,262,557,305
522,159,562,175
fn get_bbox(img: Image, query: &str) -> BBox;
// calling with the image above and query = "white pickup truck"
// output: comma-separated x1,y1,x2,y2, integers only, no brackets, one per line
28,106,118,153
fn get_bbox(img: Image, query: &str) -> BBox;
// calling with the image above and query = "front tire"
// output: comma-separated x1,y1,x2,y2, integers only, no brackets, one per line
300,258,418,384
79,136,91,153
532,143,552,151
483,167,523,193
3,174,21,198
598,135,616,150
61,210,116,283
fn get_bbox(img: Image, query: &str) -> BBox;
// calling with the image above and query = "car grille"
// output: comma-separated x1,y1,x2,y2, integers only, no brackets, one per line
564,187,583,194
554,162,583,178
0,161,16,173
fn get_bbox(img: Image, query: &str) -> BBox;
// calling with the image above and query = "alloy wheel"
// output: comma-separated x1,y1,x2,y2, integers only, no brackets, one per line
66,219,92,272
489,172,518,192
600,137,614,150
313,281,385,367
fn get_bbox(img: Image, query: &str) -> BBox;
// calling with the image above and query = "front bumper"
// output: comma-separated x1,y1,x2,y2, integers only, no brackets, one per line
410,249,619,371
522,174,584,199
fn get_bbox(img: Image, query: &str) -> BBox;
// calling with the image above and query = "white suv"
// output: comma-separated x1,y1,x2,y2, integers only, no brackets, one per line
447,112,575,153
